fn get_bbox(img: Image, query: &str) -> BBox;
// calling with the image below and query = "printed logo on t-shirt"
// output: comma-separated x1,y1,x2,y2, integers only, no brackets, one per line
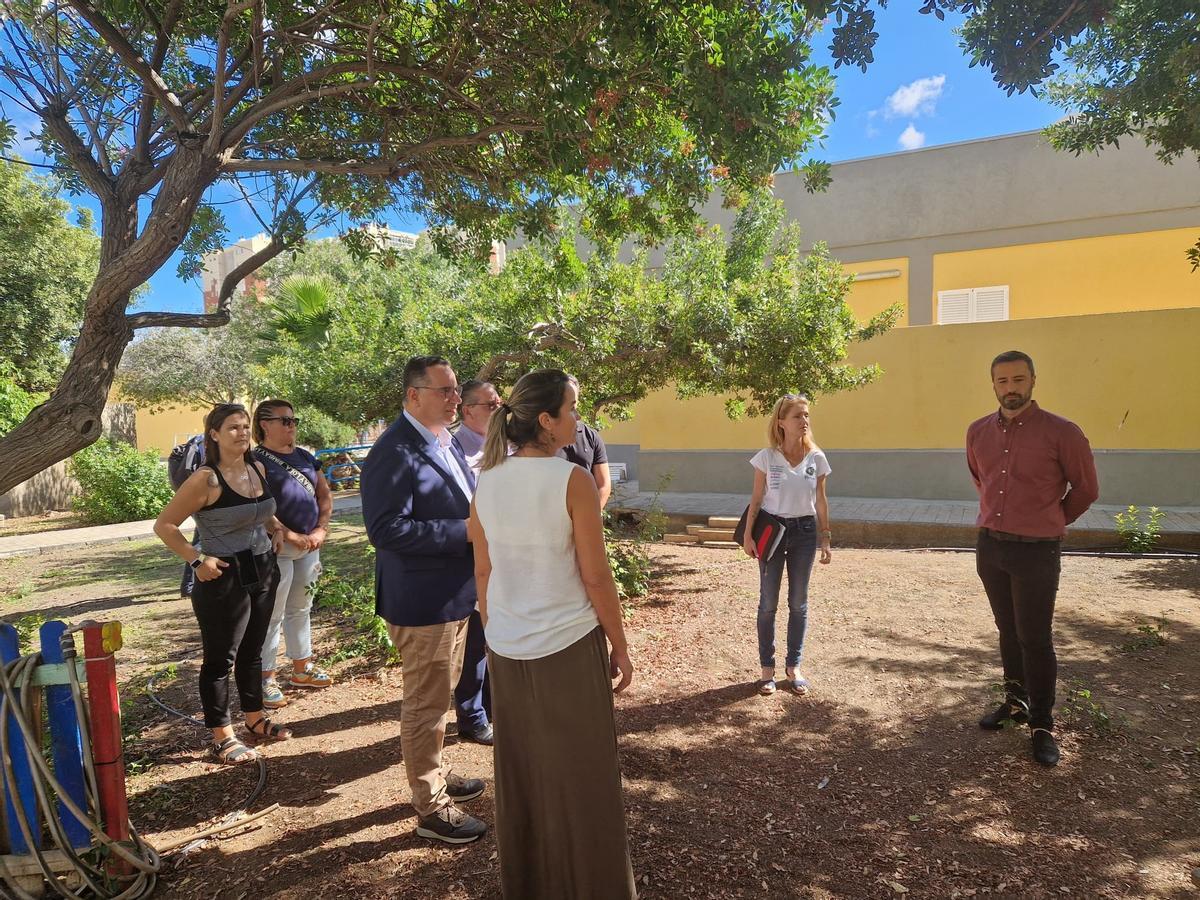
768,465,787,490
805,464,816,477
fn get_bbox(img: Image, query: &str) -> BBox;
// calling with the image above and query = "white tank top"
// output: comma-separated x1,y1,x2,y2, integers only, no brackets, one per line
474,456,598,660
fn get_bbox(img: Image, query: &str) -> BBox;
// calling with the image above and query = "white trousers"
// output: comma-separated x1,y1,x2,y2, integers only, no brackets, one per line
260,542,322,673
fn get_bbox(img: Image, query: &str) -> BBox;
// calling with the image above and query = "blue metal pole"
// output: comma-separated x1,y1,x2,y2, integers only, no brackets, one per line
0,623,40,854
40,621,91,849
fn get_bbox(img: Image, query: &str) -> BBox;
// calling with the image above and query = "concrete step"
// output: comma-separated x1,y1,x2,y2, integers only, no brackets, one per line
689,527,736,541
699,540,740,549
708,516,741,529
663,533,700,544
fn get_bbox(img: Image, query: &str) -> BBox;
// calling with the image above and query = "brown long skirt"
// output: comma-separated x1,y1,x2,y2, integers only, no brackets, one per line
488,626,637,900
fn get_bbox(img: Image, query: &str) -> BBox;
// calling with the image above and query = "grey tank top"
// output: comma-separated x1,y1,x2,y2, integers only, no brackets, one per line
193,462,276,556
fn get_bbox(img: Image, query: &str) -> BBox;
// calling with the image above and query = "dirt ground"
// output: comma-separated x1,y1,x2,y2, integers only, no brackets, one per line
0,518,1197,899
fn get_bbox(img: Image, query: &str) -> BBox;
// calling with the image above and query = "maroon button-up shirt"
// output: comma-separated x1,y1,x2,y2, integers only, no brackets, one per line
966,401,1100,539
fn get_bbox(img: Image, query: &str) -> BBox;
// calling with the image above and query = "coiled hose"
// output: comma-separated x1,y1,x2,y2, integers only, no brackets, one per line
0,646,159,900
0,639,279,898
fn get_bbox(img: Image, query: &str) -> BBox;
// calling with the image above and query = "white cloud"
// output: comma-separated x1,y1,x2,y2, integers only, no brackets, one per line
898,124,926,151
884,75,946,119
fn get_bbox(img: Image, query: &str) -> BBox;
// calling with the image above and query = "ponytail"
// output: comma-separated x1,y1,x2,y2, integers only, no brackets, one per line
480,404,512,471
478,369,573,471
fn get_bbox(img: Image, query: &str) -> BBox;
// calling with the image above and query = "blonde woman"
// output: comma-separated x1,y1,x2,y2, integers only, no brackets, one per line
743,393,832,696
468,369,636,899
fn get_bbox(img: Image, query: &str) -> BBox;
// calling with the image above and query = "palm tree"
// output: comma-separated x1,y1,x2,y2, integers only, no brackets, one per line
260,276,335,349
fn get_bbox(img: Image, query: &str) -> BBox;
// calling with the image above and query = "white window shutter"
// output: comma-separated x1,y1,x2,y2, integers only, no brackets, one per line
937,289,972,324
973,286,1009,322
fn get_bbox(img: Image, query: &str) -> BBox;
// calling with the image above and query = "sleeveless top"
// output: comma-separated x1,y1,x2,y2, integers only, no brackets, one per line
474,456,598,660
193,462,276,557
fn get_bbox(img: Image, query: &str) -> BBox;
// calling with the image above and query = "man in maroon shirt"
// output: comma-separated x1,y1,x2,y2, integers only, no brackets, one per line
966,350,1099,767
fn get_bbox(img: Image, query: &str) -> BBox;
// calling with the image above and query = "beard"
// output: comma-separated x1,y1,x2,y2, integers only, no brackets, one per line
1000,392,1030,410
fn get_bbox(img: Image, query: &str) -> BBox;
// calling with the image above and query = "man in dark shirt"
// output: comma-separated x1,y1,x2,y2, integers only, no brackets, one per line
966,350,1099,767
558,377,612,506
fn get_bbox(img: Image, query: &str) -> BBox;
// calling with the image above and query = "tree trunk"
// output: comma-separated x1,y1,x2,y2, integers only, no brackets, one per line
0,147,216,496
0,301,132,495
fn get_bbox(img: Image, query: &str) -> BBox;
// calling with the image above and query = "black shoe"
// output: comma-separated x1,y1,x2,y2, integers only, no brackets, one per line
979,700,1030,730
445,772,485,803
457,723,494,746
1031,728,1060,767
415,804,488,845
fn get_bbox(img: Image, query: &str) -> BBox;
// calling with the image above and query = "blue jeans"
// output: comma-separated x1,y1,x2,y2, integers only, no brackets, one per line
756,516,818,669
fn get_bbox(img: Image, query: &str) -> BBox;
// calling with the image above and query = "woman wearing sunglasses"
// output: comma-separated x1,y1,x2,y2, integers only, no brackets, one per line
252,399,335,711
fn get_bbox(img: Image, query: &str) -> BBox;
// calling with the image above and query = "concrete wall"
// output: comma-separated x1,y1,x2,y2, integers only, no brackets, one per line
637,448,1200,507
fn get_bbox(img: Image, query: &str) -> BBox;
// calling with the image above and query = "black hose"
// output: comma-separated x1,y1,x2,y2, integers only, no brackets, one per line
143,670,269,857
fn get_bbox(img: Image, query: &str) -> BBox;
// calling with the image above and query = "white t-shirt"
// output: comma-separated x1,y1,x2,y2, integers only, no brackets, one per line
749,448,832,517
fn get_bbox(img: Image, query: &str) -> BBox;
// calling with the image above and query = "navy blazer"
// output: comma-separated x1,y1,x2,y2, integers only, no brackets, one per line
361,413,478,627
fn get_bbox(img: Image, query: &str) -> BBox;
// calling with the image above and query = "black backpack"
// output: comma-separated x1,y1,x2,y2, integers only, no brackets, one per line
167,435,205,489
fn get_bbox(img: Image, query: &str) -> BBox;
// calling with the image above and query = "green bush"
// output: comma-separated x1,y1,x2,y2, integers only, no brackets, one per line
310,545,397,663
296,407,356,450
0,372,43,437
68,440,174,524
1114,505,1165,553
605,501,666,616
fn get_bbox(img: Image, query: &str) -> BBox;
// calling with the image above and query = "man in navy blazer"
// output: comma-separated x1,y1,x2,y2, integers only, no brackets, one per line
362,355,488,845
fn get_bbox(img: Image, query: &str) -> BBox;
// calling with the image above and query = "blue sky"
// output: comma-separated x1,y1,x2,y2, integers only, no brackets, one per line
7,4,1061,316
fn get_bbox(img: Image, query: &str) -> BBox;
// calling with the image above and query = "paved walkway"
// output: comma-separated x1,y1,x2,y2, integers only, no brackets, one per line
610,481,1200,535
0,494,365,559
3,486,1198,558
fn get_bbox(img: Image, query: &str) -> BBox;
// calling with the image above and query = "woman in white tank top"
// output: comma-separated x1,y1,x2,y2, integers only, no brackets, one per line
468,369,636,899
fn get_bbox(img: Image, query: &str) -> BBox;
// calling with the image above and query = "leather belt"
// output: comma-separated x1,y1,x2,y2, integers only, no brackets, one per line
981,528,1061,544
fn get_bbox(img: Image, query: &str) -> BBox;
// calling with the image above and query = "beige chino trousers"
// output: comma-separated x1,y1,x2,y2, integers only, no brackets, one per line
387,617,471,818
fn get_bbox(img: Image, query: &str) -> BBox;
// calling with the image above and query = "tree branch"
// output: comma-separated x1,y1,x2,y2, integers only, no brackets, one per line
64,0,191,133
40,102,115,199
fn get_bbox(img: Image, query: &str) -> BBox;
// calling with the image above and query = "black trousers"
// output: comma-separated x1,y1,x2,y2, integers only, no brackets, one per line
190,550,279,728
976,531,1062,728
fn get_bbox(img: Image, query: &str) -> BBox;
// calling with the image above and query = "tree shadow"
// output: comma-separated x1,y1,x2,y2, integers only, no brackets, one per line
1117,559,1200,601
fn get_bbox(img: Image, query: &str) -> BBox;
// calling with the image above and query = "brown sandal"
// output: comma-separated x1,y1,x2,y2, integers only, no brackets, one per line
210,736,258,765
246,716,293,741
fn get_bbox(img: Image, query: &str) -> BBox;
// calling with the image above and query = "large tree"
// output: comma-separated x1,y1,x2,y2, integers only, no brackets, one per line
261,195,900,425
0,0,852,494
0,159,99,390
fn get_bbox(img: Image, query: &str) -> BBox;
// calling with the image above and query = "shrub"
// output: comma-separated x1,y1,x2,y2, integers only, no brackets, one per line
605,501,667,616
0,373,43,437
1114,505,1165,553
310,545,397,663
68,440,174,524
296,408,356,450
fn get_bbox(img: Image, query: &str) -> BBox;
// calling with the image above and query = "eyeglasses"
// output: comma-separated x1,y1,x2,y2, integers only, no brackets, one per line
414,385,462,398
464,400,503,411
261,416,301,427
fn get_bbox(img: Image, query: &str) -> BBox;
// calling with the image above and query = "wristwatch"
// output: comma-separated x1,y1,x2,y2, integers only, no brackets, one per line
189,555,206,570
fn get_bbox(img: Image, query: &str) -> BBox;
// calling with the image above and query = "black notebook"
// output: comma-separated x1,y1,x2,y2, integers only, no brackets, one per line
732,507,786,561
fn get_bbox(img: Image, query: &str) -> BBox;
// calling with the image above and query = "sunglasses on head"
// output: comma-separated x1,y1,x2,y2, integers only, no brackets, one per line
261,416,301,427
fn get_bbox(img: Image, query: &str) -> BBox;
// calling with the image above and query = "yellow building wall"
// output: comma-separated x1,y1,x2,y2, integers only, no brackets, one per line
602,256,909,446
843,257,909,324
933,227,1200,320
133,403,209,457
606,307,1200,452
